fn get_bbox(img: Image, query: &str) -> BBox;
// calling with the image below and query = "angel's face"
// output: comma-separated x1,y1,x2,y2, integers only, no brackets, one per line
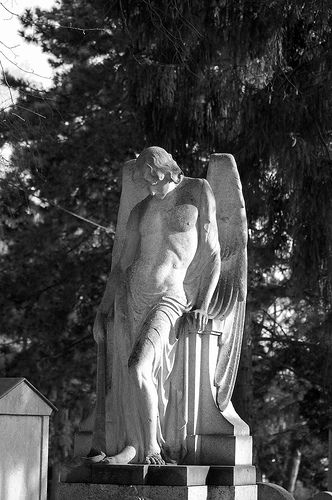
142,164,173,199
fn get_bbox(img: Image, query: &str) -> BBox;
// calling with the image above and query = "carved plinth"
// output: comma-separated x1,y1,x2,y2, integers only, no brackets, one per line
62,463,256,487
183,319,252,467
74,319,254,468
60,461,258,499
57,483,258,500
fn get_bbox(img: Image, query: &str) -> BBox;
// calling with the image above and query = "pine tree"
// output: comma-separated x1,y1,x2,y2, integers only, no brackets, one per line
1,0,331,488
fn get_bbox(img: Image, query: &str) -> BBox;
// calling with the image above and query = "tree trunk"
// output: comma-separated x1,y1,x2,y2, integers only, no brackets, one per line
286,448,302,494
328,421,332,491
49,462,60,500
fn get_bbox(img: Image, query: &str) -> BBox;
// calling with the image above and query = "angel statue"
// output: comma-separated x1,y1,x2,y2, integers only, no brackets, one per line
87,147,248,466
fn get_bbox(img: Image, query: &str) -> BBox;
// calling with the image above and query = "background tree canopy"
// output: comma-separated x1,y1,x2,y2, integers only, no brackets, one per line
0,0,331,494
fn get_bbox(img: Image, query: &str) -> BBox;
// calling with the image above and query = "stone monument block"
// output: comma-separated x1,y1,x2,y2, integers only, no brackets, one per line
62,463,256,487
0,378,56,500
57,482,258,500
60,149,258,499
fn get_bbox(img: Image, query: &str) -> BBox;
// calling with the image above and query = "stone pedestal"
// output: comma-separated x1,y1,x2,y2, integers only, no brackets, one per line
59,463,257,499
75,319,252,468
182,320,252,467
57,482,258,500
62,463,256,486
72,321,256,499
72,273,254,499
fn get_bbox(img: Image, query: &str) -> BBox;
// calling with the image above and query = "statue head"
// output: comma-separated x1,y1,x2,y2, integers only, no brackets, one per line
133,146,183,187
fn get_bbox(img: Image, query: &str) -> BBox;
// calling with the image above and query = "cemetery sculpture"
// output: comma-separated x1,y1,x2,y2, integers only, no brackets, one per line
88,146,247,466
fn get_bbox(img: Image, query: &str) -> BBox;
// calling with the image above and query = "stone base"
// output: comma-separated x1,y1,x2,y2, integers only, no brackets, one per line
74,432,253,466
186,435,252,465
57,483,258,500
62,463,256,487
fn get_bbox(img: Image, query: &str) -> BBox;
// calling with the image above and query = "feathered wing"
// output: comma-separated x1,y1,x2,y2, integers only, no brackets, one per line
206,154,248,412
92,158,148,452
105,158,148,397
111,159,148,269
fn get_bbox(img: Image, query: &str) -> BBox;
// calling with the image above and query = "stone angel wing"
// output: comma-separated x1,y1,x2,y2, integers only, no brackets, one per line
111,159,147,270
206,154,248,412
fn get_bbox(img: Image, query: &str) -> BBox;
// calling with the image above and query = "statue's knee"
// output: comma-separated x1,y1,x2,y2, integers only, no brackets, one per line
128,359,149,386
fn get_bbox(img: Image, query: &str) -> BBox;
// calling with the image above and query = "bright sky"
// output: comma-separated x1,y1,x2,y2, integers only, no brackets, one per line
0,0,55,163
0,0,54,108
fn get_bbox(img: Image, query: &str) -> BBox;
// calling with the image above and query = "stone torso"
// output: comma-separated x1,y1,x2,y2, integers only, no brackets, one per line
128,178,202,298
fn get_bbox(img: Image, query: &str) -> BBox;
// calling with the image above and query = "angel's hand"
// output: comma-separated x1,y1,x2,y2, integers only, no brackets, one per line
189,308,209,333
93,310,110,343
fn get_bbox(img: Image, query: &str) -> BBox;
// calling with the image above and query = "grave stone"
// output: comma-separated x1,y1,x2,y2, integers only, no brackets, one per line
0,378,56,500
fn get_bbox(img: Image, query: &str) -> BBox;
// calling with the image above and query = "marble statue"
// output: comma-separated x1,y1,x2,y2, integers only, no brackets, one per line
87,147,247,466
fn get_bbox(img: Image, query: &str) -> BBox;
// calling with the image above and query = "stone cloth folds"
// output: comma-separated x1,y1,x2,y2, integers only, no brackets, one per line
102,277,190,463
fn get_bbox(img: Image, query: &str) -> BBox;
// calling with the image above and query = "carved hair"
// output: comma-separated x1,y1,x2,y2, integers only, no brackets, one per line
134,146,183,184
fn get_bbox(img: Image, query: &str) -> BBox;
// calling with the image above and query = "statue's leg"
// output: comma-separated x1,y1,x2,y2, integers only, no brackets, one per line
127,309,172,465
128,339,162,463
97,334,162,465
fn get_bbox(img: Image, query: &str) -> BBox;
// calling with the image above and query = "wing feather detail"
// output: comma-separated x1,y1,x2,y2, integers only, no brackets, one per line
206,154,248,411
111,159,148,269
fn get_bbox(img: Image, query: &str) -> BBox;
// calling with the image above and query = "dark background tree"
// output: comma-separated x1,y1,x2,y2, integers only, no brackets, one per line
0,0,331,495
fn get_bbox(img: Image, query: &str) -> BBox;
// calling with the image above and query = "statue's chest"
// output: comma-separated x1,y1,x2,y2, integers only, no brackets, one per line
166,203,198,232
141,200,198,235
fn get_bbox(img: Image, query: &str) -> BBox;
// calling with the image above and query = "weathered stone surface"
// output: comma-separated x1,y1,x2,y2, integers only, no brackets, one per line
146,465,210,486
207,465,256,486
57,483,208,500
0,378,55,500
92,464,149,485
257,482,295,499
196,434,253,466
56,483,258,500
61,463,256,487
0,377,55,416
208,485,258,500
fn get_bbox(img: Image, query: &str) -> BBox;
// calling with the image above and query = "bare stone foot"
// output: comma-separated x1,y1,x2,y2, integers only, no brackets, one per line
101,445,136,465
144,453,165,465
84,449,106,463
102,456,118,465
